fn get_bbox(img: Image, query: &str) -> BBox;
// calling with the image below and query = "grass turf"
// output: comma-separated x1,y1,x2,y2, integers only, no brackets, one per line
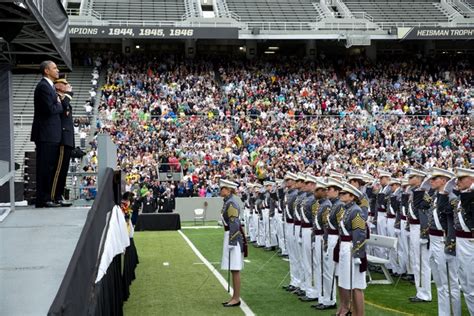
123,231,243,316
183,228,470,316
125,229,469,315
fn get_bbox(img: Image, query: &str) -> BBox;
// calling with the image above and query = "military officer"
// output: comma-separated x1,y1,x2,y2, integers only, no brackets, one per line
336,183,368,316
407,168,432,303
282,172,300,292
428,167,461,316
299,175,319,302
453,167,474,313
313,177,344,310
220,179,244,307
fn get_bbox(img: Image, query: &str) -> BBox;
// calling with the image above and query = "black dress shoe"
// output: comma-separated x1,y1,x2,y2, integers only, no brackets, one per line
409,296,431,303
299,296,318,302
285,285,296,292
296,290,306,297
45,201,61,208
35,204,45,208
223,301,240,307
315,303,337,310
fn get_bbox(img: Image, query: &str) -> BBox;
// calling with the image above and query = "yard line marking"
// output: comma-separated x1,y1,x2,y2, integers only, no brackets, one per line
365,300,414,315
178,230,255,316
181,226,220,229
244,259,251,263
163,262,169,266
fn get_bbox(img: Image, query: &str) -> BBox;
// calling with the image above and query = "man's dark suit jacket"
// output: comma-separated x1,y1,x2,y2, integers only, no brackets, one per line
30,78,63,143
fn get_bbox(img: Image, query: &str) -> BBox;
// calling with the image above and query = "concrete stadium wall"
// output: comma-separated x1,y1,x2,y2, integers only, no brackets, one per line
175,197,244,221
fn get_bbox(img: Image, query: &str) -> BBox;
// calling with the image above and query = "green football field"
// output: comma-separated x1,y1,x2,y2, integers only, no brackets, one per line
124,226,469,315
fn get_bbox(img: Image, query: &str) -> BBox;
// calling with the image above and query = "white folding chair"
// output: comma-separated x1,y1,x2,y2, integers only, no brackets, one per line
193,208,205,225
366,234,398,284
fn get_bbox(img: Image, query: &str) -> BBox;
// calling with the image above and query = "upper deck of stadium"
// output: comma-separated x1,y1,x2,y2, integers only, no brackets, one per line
67,0,473,34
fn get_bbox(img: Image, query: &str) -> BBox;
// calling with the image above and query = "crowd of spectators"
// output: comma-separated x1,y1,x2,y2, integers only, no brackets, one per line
81,53,472,202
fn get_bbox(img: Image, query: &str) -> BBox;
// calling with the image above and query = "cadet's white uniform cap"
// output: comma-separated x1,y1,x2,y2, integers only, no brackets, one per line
430,167,455,179
341,182,363,200
220,179,238,189
455,167,474,178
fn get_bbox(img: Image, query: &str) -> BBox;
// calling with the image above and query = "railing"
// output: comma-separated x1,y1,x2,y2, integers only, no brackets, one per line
245,22,313,31
351,12,374,22
376,21,450,30
69,19,242,27
67,8,102,19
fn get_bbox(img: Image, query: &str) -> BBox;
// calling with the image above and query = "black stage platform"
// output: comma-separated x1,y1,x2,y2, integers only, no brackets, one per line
135,213,181,231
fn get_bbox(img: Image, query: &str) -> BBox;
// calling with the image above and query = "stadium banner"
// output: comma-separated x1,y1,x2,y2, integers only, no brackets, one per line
69,26,239,39
398,27,474,40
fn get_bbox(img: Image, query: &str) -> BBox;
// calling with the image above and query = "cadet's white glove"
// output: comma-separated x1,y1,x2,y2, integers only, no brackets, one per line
354,258,362,265
419,239,428,245
228,244,236,250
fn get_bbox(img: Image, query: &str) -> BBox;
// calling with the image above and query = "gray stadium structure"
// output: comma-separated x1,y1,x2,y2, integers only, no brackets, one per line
63,0,474,58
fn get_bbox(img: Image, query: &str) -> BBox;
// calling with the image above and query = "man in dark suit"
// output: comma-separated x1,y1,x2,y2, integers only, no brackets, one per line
50,75,74,206
31,61,63,208
141,191,157,213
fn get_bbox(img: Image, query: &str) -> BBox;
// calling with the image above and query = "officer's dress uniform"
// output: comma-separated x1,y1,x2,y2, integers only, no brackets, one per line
285,188,300,289
366,186,378,256
313,197,332,301
292,190,307,293
249,190,258,243
320,196,343,307
338,201,368,290
51,89,75,202
242,190,250,237
453,184,474,313
374,185,392,261
221,194,244,271
265,190,278,248
277,186,288,255
409,187,432,301
387,189,401,274
399,189,411,275
429,191,461,316
256,192,266,247
300,192,317,300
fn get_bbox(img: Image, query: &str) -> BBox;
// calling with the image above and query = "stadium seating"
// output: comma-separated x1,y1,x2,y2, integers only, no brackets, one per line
92,0,187,22
343,0,451,25
225,0,327,30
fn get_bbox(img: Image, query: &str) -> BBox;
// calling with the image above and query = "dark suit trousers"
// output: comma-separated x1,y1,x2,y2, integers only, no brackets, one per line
35,142,59,205
51,145,72,201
